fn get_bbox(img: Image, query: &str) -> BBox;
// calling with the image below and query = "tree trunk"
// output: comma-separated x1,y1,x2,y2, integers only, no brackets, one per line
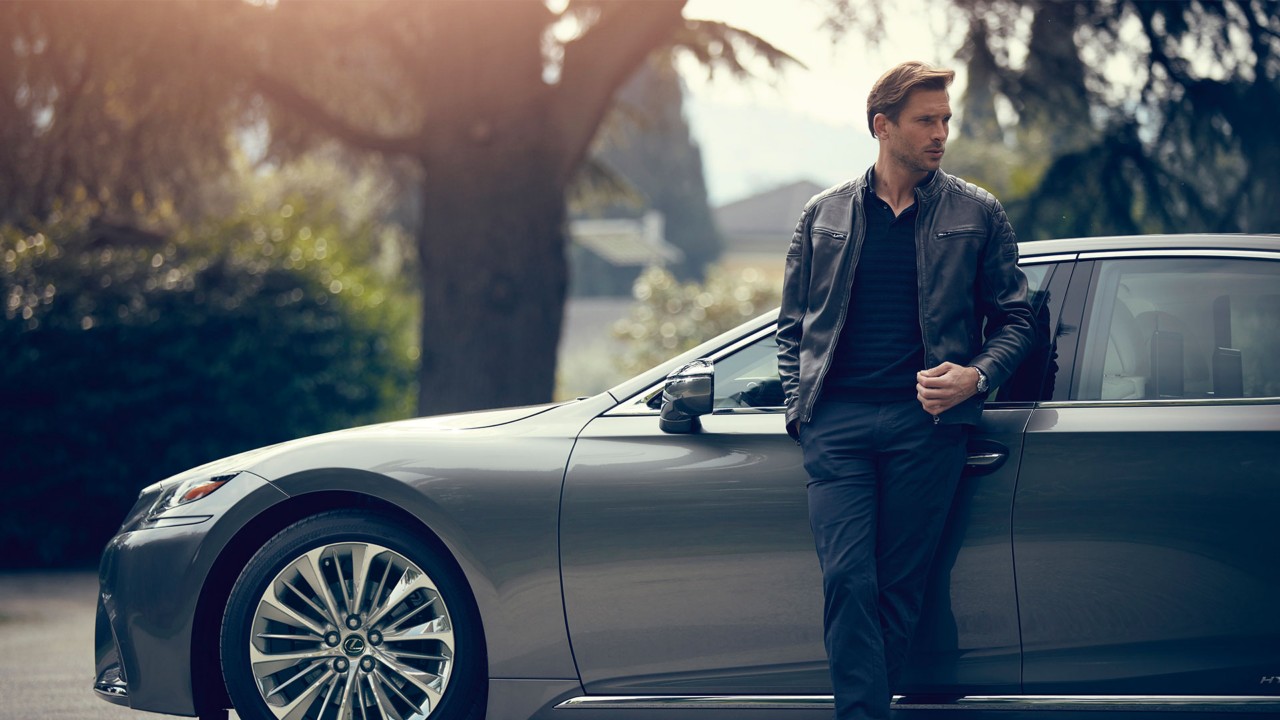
414,137,568,416
1239,80,1280,232
245,0,687,416
1021,0,1090,154
402,1,683,416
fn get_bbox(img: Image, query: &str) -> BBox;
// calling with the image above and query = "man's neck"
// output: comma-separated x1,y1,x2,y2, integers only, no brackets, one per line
872,159,929,215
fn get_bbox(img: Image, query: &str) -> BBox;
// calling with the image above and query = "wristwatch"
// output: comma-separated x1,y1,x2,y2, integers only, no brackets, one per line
971,366,989,394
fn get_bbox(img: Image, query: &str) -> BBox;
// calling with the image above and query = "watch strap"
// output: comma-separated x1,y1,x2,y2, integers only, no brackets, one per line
970,366,989,393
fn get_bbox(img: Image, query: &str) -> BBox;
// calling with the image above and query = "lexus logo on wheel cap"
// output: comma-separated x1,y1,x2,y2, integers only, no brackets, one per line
342,635,366,656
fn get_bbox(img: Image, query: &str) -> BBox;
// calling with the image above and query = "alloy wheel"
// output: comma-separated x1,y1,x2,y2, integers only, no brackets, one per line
247,542,455,720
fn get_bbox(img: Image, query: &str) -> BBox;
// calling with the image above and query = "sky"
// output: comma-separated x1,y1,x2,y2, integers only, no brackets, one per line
679,0,965,206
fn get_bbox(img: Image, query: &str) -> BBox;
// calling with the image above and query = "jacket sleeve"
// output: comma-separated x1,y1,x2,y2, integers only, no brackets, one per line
969,200,1036,388
776,208,812,435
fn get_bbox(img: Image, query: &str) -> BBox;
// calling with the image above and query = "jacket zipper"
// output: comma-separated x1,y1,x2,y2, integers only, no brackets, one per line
805,196,864,424
934,226,983,238
913,186,941,424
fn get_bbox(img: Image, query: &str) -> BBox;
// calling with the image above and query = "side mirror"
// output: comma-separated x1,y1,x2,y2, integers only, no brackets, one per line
659,359,714,434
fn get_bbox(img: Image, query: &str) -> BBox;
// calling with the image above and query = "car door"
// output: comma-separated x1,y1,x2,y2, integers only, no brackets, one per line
1013,250,1280,696
560,328,828,696
898,256,1071,693
558,258,1065,696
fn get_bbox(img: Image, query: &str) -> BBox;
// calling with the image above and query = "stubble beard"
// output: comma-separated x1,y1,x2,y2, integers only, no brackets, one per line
892,143,943,174
896,133,947,174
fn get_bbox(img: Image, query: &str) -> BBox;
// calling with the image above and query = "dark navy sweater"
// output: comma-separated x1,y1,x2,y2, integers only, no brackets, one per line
823,180,926,402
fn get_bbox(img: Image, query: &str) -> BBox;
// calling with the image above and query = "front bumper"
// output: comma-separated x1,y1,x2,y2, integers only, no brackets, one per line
94,471,289,715
93,597,130,706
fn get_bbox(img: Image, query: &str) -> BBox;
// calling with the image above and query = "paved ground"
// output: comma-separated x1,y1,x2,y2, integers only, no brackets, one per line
0,570,224,720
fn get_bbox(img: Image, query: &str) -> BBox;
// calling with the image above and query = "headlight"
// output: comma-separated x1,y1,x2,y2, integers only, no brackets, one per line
150,472,240,516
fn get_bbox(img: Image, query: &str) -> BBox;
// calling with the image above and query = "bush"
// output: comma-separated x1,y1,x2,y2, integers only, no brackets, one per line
611,265,781,377
0,201,416,568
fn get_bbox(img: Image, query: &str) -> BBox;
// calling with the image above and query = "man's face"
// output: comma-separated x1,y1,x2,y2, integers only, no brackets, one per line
880,88,951,173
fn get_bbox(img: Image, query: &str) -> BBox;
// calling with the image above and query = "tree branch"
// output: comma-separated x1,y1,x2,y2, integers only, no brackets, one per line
253,72,421,157
1234,0,1274,68
1134,3,1193,93
669,18,804,87
551,0,686,186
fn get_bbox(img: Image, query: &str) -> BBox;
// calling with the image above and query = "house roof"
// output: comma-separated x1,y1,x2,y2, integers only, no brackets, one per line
715,180,828,255
570,212,681,267
715,180,827,236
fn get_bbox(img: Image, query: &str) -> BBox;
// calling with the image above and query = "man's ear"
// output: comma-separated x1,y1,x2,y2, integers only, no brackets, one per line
872,112,890,139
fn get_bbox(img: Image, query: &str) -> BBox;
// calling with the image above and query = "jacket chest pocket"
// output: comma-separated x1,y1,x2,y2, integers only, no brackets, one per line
932,225,985,259
811,226,847,261
935,225,984,242
808,226,848,297
813,226,847,243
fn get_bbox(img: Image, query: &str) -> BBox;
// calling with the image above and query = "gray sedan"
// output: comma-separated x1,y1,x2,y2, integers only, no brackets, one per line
94,233,1280,720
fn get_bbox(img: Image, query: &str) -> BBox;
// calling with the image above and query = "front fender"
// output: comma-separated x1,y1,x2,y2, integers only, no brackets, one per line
252,425,581,680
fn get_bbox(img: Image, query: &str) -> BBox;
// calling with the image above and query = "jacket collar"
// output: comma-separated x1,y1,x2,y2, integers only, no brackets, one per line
861,166,949,202
918,167,948,200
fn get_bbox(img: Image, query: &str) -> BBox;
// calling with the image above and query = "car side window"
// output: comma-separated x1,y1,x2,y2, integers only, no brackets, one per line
713,334,784,409
1074,257,1280,401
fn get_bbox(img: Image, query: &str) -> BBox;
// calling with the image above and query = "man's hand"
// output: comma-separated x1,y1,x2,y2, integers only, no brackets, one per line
916,362,980,416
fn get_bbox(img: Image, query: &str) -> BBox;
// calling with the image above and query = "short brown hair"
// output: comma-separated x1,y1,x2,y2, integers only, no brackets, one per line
866,61,955,138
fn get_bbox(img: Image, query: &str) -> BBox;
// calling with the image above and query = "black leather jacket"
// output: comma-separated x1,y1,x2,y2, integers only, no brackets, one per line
776,168,1035,434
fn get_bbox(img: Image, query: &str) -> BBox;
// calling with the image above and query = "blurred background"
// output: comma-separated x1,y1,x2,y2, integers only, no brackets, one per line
2,0,1277,569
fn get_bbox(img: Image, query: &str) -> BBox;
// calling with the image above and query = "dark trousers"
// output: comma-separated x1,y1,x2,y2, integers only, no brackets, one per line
799,399,968,720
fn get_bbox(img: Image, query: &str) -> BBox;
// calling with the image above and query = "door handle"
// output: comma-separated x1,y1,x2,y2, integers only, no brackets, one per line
963,440,1009,476
966,452,1005,467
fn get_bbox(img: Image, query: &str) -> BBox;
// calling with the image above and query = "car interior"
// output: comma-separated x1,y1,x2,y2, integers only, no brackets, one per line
1092,260,1279,400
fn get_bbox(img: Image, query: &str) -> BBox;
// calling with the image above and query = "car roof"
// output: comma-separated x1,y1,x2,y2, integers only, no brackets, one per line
1020,233,1280,258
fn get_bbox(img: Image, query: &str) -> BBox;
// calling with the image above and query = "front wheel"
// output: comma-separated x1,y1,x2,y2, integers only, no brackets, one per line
220,510,485,720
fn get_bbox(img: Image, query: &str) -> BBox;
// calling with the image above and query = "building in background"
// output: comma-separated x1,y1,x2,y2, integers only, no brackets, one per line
713,179,825,283
568,210,681,297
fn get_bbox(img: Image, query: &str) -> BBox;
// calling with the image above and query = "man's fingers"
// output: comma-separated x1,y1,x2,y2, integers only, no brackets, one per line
915,373,944,388
918,361,960,378
916,382,945,396
918,361,962,381
918,361,976,416
918,370,963,388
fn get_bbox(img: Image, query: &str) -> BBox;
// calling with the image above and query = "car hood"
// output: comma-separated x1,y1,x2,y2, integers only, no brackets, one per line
157,402,566,487
368,402,566,432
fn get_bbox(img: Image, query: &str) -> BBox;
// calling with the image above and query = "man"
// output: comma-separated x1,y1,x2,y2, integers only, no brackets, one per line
775,61,1035,719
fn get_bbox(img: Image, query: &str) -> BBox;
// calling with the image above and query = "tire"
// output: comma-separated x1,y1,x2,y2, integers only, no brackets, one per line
220,510,486,720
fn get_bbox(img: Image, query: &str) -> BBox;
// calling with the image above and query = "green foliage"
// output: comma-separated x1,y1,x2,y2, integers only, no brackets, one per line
0,0,249,225
612,265,780,377
940,0,1280,236
0,195,416,568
